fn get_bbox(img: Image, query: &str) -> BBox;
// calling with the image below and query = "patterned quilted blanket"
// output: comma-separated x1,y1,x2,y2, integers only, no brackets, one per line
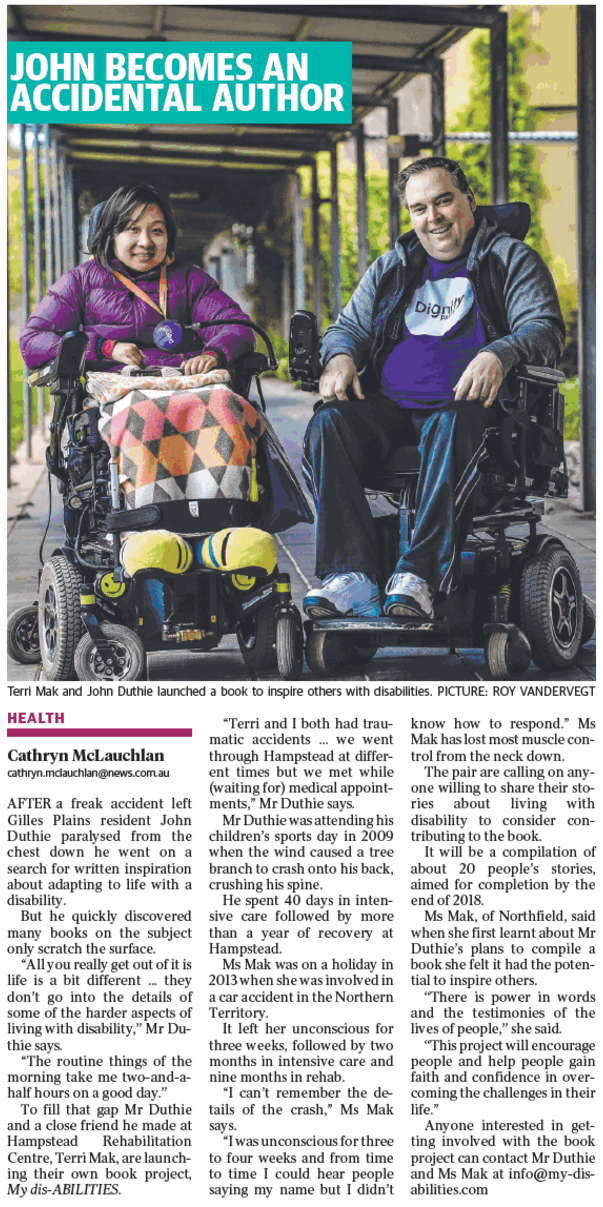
88,371,265,510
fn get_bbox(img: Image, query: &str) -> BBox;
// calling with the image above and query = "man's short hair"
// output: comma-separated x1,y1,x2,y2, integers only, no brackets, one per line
396,157,473,207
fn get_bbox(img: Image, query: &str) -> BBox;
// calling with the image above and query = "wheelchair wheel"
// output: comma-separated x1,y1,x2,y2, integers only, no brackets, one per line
305,629,350,677
519,542,583,669
74,624,146,681
276,608,303,680
485,630,532,680
347,639,377,668
8,605,40,665
237,603,277,670
582,600,596,646
39,556,83,681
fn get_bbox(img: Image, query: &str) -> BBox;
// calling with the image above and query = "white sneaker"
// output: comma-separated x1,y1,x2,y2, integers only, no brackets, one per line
384,572,435,620
304,573,380,619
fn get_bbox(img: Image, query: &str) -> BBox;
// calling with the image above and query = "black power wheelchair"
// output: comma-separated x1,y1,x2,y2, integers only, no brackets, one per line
289,310,594,680
8,325,310,682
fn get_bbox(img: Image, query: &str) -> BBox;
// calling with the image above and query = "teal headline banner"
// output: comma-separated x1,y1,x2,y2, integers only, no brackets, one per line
8,42,352,124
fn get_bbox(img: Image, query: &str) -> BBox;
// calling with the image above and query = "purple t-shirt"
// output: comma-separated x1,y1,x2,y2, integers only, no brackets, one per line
381,250,486,409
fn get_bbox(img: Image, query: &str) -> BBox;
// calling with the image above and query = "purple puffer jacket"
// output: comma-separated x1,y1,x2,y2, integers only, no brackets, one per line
20,257,255,370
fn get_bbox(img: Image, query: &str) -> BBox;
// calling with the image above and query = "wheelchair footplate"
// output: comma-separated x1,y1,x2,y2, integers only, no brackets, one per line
308,616,456,649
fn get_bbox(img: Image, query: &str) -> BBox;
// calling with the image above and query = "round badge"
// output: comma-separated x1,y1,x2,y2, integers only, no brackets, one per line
153,319,184,350
99,573,127,599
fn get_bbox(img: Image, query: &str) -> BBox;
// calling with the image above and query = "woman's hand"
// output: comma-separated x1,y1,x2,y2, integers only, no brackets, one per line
181,352,219,376
111,342,144,367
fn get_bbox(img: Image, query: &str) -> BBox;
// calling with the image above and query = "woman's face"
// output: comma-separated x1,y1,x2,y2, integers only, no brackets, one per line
113,203,168,271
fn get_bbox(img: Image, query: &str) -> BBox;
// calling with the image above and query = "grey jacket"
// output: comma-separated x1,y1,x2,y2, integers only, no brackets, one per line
321,207,565,399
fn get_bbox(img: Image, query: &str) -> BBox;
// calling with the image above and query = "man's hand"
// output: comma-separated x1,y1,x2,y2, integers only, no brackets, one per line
112,342,144,367
181,353,219,376
454,350,504,409
319,354,364,402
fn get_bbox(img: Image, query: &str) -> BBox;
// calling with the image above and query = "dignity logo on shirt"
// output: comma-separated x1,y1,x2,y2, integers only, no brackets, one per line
405,276,475,338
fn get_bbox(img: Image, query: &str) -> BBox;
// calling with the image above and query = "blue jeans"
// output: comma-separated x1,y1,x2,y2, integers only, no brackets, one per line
302,393,491,592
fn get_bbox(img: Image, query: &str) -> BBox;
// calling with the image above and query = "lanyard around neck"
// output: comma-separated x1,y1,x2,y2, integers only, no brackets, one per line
111,263,168,318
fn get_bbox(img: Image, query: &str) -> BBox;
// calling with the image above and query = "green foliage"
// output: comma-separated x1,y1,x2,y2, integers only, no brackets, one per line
554,279,578,380
446,9,547,259
262,325,295,382
446,13,579,387
8,135,44,315
8,132,49,451
9,338,44,454
560,377,580,441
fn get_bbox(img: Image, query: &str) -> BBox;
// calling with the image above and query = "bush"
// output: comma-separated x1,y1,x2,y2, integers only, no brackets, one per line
560,376,580,441
9,337,45,454
555,282,578,380
446,10,547,260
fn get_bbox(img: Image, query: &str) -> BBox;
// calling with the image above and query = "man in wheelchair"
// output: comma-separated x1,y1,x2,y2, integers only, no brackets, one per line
302,157,565,623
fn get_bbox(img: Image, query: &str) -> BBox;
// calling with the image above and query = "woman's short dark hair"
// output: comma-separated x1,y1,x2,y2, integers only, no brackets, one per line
90,184,177,268
395,156,473,207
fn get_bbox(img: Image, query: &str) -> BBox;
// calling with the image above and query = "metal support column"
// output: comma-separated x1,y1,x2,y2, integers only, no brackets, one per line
490,12,509,203
51,137,62,279
60,151,70,272
292,174,305,311
387,99,400,246
43,126,54,288
31,127,43,304
311,159,322,329
31,125,46,433
18,124,32,460
330,145,341,319
356,124,370,278
69,166,79,263
281,259,292,343
577,5,596,513
65,162,76,268
430,57,446,158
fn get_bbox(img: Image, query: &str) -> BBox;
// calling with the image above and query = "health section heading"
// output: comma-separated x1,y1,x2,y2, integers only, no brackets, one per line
8,42,352,123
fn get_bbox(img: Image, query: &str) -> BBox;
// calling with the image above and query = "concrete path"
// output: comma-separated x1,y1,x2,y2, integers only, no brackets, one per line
7,378,596,682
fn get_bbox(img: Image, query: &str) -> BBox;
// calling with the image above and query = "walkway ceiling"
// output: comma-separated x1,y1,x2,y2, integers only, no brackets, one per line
8,4,502,168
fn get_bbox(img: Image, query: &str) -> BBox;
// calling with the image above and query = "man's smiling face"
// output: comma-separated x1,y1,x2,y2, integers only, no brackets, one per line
405,167,476,261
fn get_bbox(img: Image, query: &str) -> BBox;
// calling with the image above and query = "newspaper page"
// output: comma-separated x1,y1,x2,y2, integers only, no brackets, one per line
5,7,597,1207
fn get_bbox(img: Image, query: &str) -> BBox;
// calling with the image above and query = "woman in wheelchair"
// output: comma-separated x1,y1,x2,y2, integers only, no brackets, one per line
14,184,309,682
20,183,254,375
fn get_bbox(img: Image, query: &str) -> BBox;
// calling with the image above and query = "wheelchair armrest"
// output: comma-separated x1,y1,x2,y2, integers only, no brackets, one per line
27,330,88,392
516,364,566,385
233,351,269,375
229,351,270,407
512,364,565,437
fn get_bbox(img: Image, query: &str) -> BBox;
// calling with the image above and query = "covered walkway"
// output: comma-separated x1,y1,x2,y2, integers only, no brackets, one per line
7,5,596,682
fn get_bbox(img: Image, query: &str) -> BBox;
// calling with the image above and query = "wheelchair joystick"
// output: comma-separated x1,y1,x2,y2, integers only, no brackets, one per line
288,310,322,392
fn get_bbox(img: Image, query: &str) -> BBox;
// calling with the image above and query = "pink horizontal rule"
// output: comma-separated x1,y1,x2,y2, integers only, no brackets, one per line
6,728,191,737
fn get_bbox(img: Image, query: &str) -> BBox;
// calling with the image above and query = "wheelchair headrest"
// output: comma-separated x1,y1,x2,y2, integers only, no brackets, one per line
474,202,531,241
86,202,105,253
